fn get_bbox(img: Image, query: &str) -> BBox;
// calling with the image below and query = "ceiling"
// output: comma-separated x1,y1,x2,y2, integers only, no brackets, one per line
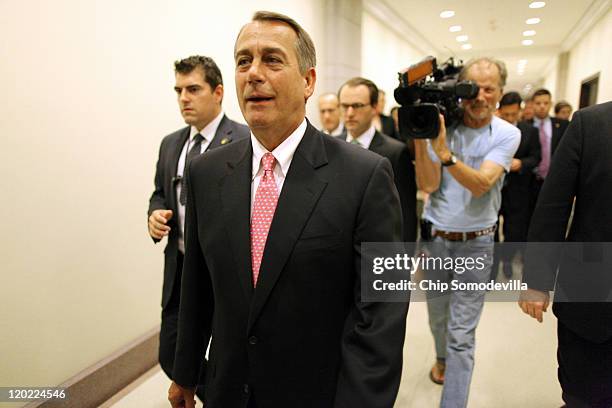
379,0,602,94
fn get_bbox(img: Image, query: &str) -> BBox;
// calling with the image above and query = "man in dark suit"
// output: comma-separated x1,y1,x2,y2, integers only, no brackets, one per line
338,77,417,242
520,101,612,407
147,55,249,391
524,88,569,210
495,92,541,278
168,11,408,408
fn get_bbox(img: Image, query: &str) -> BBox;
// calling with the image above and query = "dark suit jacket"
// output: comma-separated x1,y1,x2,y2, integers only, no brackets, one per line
379,114,399,141
521,117,569,160
173,121,409,407
500,122,541,231
523,102,612,343
148,115,249,308
339,131,417,242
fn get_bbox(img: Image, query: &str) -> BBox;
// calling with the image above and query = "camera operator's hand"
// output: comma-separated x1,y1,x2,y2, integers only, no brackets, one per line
432,114,452,162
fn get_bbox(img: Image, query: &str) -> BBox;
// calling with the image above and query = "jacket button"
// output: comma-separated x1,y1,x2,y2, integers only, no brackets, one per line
243,384,250,394
248,336,258,345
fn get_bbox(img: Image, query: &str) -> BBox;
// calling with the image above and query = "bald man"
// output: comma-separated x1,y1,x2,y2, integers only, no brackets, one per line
318,93,344,135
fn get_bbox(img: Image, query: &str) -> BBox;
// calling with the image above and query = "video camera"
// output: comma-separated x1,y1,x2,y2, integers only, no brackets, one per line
394,57,479,139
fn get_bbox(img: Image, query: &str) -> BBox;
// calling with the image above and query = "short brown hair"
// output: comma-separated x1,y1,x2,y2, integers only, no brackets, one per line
532,88,552,99
174,55,223,90
338,77,379,107
554,100,572,114
242,11,317,74
459,57,507,89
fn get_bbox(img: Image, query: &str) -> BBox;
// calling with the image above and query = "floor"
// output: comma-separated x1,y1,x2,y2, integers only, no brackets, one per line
102,291,563,408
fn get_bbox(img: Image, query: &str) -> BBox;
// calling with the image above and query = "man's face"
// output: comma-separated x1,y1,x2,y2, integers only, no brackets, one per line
339,84,377,138
174,68,222,131
462,63,502,124
556,106,572,121
498,103,521,125
318,95,340,132
522,101,534,121
533,94,551,119
234,21,315,134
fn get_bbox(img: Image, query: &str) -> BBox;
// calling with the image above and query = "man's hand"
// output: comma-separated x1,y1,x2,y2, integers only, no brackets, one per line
431,114,452,162
168,381,196,408
510,158,522,172
148,209,173,240
518,289,550,323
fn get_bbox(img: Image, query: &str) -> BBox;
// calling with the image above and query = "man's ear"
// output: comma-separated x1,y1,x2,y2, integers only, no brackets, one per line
214,84,224,104
303,67,317,100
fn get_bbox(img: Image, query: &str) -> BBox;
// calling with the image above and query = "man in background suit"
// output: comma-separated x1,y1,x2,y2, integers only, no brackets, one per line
318,93,344,135
524,88,569,210
495,91,541,278
520,101,612,407
338,77,417,242
147,55,249,393
168,11,408,408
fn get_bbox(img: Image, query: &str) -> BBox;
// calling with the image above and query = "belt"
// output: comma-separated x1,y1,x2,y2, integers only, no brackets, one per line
433,226,496,242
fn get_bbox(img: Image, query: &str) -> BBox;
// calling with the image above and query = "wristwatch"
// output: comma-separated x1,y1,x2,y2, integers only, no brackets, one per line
441,152,457,167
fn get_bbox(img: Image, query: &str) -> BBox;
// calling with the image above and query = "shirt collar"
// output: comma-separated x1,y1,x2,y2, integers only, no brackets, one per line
347,125,376,149
533,116,550,127
189,111,224,142
251,118,307,179
331,122,344,136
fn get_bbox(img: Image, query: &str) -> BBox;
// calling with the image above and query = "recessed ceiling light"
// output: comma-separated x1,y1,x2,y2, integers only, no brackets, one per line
526,17,541,24
449,25,462,32
456,35,469,42
523,30,536,36
529,1,546,9
522,39,534,46
518,59,528,64
462,43,472,50
440,10,455,18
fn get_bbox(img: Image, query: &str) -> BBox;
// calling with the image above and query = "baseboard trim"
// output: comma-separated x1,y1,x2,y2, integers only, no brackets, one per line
24,326,160,408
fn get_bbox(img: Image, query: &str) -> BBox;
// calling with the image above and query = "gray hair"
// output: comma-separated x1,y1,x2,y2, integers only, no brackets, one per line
249,11,317,74
459,57,507,89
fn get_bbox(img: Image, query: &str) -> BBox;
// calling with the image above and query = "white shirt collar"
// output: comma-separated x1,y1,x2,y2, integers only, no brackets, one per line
251,118,307,179
189,111,224,142
330,122,344,136
347,125,376,149
533,116,550,126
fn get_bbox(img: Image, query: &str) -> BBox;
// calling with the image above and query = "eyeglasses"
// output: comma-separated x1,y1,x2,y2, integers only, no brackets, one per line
340,103,370,111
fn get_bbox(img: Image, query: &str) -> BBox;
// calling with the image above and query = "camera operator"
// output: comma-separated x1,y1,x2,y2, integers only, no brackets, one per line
414,57,520,407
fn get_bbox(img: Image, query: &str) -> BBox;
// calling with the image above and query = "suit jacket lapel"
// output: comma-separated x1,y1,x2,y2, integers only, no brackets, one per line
170,127,190,211
248,123,329,332
368,131,384,153
207,115,236,151
220,139,255,303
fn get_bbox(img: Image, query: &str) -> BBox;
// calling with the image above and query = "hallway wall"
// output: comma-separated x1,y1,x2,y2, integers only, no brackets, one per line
0,0,326,388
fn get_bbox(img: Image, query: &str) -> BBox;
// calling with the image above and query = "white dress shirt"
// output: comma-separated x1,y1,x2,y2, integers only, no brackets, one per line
347,125,376,149
176,111,224,253
250,119,307,215
329,122,344,136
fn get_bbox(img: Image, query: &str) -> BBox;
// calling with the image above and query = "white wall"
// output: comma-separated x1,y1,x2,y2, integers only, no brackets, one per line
361,12,426,114
566,9,612,107
542,56,559,99
0,0,325,388
550,9,612,108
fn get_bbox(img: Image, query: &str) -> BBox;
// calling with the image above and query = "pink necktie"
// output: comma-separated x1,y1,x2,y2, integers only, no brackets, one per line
538,120,550,179
250,153,279,287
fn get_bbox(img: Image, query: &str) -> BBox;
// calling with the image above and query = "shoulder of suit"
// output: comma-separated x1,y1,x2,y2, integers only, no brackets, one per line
377,132,406,150
323,129,390,165
223,116,250,139
162,126,189,142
